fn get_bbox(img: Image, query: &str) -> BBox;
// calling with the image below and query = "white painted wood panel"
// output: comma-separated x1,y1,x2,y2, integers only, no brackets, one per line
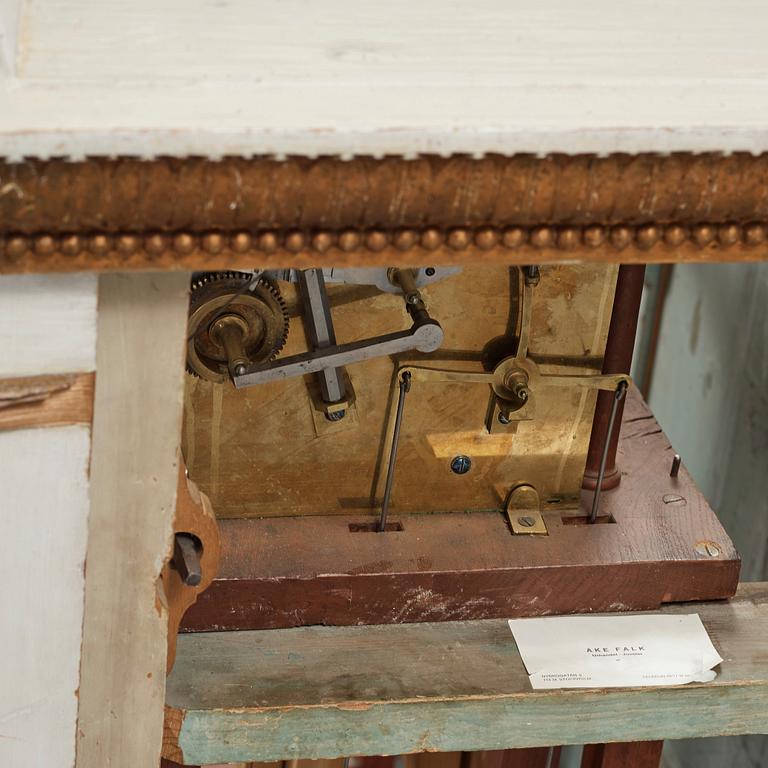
0,0,21,75
0,274,98,377
1,0,767,158
18,0,768,87
0,424,91,768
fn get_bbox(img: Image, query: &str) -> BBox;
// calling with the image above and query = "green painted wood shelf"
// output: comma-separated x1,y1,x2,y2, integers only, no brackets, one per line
164,583,768,766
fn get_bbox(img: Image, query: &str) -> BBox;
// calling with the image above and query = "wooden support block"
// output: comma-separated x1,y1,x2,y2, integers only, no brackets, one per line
165,584,768,765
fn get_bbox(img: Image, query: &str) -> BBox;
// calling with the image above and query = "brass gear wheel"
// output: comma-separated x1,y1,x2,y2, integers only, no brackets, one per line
186,271,289,383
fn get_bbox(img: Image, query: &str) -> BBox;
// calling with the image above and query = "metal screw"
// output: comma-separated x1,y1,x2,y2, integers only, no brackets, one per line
695,541,721,558
325,409,346,422
406,292,420,304
450,455,472,475
425,267,436,277
233,363,247,377
670,454,681,478
498,410,512,425
517,516,536,527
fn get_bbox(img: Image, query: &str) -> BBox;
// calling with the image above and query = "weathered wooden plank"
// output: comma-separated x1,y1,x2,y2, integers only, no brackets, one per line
75,273,190,768
165,584,768,765
0,424,91,767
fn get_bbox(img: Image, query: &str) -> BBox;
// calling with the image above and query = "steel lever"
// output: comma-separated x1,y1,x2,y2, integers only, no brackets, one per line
234,319,443,389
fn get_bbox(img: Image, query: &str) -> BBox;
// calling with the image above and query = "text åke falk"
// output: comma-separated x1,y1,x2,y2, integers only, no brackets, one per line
586,646,645,653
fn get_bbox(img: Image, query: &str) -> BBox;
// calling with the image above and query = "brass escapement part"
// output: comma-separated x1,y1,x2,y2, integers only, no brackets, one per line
186,272,289,383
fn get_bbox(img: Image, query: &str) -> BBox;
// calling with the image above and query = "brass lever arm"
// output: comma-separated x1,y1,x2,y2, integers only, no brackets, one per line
538,372,631,392
397,362,630,396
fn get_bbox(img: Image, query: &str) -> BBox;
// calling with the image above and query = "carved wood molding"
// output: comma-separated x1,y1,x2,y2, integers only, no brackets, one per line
1,222,766,273
2,153,768,270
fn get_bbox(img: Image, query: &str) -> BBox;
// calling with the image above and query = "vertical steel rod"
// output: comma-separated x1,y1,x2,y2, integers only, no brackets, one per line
589,380,628,523
378,371,411,532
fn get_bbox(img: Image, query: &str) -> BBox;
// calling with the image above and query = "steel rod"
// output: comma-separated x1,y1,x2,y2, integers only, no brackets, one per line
589,380,628,523
378,371,411,532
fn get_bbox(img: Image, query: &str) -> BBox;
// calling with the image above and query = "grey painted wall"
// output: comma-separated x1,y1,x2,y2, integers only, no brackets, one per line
640,263,768,767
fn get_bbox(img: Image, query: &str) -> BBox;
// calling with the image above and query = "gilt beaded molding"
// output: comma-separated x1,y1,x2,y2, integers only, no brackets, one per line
2,153,768,272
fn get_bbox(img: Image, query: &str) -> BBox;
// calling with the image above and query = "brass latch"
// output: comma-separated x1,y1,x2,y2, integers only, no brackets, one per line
506,484,548,535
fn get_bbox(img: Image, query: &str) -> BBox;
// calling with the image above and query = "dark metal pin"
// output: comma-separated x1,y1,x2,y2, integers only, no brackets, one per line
173,533,202,586
589,380,628,523
670,453,681,478
378,371,411,532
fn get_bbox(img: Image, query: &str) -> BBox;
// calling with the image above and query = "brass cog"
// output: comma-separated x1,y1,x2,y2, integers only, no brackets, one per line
186,271,289,383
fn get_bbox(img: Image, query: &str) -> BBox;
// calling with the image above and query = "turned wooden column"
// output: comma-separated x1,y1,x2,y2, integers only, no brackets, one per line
582,265,646,491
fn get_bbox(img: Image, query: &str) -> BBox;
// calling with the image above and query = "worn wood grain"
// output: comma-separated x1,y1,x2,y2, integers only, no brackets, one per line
0,372,94,430
75,273,190,768
165,583,768,765
182,387,739,631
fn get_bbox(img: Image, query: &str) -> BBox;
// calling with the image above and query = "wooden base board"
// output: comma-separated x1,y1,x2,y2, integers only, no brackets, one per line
181,388,739,631
166,584,768,765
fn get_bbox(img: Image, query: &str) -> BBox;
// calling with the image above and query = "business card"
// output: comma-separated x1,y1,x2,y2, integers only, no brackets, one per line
508,613,722,689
